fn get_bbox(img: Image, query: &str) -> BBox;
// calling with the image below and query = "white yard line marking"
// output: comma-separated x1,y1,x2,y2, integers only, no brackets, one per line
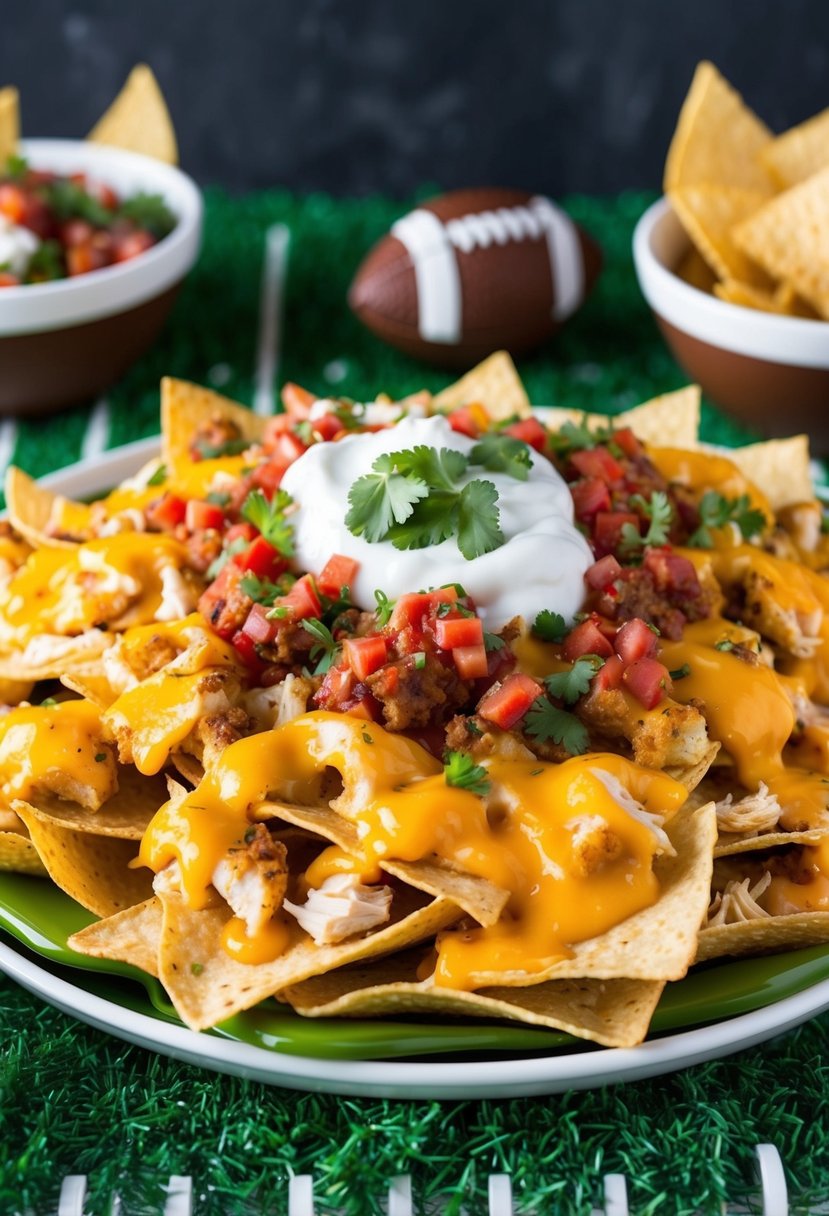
0,418,17,481
253,222,291,417
81,396,110,462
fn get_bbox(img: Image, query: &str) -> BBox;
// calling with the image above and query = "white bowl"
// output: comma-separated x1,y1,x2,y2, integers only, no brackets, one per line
0,138,202,415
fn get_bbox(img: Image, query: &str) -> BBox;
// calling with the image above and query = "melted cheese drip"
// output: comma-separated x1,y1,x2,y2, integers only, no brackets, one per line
220,915,291,963
0,700,112,805
139,712,685,984
648,447,771,520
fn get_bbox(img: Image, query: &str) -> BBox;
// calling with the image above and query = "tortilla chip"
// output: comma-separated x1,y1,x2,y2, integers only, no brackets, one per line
0,829,47,876
4,467,83,550
697,912,829,962
665,741,720,794
12,801,153,917
69,896,161,978
0,87,19,165
161,378,266,468
708,434,813,509
432,352,531,421
663,61,774,196
732,167,829,320
12,767,167,841
760,107,829,188
669,185,771,287
0,647,110,686
61,671,117,709
713,279,781,313
774,282,820,319
283,949,665,1049
675,246,717,293
88,64,178,165
687,773,829,856
156,882,461,1031
542,386,701,451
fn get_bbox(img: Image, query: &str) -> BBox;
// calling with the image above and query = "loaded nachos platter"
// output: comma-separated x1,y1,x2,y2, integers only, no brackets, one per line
2,352,829,1087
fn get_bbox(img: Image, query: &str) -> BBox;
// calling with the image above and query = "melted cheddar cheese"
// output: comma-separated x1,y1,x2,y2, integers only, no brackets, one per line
0,700,116,808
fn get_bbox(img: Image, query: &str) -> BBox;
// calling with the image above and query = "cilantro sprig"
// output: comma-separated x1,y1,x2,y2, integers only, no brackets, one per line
523,698,589,755
543,655,605,705
688,492,766,548
444,751,491,797
619,491,673,556
468,434,533,481
301,619,340,674
241,489,295,556
547,417,618,460
531,609,569,643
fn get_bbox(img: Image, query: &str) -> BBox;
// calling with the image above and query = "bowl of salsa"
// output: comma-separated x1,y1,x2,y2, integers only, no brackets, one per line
0,138,201,415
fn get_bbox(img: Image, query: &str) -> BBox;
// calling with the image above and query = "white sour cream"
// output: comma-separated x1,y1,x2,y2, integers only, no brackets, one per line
280,415,592,629
0,216,40,278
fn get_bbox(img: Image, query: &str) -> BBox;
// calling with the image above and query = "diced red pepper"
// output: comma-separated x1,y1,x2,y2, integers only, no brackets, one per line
452,644,489,680
282,573,322,620
562,618,615,662
281,382,317,419
623,657,673,709
503,416,548,451
571,477,611,520
593,653,625,692
0,183,26,224
185,499,225,532
479,673,544,730
434,614,484,650
613,617,658,664
318,554,360,598
239,536,288,581
585,554,623,590
241,602,279,645
593,512,640,558
643,548,701,595
146,492,187,531
570,445,624,484
343,635,388,681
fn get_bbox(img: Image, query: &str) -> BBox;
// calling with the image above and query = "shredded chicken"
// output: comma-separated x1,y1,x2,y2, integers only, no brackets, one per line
283,874,393,945
580,688,711,771
242,674,313,731
591,768,676,855
706,872,771,926
211,824,289,937
715,782,782,835
155,565,198,622
565,813,623,877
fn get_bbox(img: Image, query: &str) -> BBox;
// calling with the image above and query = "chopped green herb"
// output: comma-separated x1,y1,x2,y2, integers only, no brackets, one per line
619,491,673,554
530,768,544,776
206,490,231,507
116,192,177,237
194,436,250,460
241,488,295,556
4,153,27,179
40,698,57,708
483,631,505,652
443,751,491,797
523,697,589,755
374,589,395,627
669,663,691,680
531,609,569,643
239,573,286,605
688,491,766,548
412,651,426,670
146,463,168,487
361,729,374,745
27,240,64,282
468,433,533,481
544,655,604,705
547,417,616,459
206,536,248,580
301,618,340,673
190,963,204,977
94,753,107,763
715,639,735,652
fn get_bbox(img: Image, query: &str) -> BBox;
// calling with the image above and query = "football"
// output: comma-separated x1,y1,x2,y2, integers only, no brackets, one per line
348,188,602,369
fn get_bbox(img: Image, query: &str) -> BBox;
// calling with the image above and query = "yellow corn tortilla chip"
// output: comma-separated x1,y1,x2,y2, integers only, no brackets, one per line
282,949,665,1049
11,766,167,841
0,828,47,876
697,911,829,962
717,434,813,509
675,245,717,293
69,896,161,978
669,185,771,288
12,801,153,917
732,167,829,320
542,386,702,450
0,87,19,168
161,377,266,468
156,882,461,1031
0,645,110,686
686,773,828,856
88,64,178,165
713,279,781,313
665,740,720,794
4,467,86,550
432,352,531,421
664,61,774,195
774,282,820,319
760,107,829,188
61,671,118,709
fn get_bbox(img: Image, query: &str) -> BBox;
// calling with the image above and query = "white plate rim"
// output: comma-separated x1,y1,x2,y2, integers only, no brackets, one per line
3,434,829,1098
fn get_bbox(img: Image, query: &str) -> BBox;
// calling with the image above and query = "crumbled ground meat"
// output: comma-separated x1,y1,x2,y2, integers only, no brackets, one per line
185,530,223,574
612,566,717,639
365,654,470,731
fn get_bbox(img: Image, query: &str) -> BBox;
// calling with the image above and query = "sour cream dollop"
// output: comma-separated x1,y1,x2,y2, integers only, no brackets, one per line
0,216,40,278
281,416,592,630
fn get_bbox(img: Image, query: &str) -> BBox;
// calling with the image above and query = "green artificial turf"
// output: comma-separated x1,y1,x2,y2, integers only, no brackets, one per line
1,188,824,1214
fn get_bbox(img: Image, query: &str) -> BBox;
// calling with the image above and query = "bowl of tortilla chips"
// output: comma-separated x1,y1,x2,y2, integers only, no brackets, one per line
633,62,829,446
0,67,201,416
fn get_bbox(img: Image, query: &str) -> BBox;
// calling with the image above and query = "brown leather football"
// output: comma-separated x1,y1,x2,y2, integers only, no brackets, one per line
348,187,602,369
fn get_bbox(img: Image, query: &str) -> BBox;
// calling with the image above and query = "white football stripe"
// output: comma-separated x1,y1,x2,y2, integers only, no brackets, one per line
81,396,110,461
391,209,462,344
253,222,291,417
531,195,585,321
0,418,17,481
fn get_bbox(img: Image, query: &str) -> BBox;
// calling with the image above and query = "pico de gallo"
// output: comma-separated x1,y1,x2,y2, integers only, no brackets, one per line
0,154,176,287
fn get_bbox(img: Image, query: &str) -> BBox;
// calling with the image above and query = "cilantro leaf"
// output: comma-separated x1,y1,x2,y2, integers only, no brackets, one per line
547,416,616,459
146,463,168,487
117,192,176,237
346,461,429,542
523,697,589,755
301,618,339,673
381,445,468,490
206,536,248,580
386,492,458,550
193,436,250,459
240,573,287,605
532,610,569,642
483,631,505,652
619,490,673,556
457,480,503,560
469,434,533,481
444,751,491,796
544,655,604,705
688,491,766,548
241,489,295,556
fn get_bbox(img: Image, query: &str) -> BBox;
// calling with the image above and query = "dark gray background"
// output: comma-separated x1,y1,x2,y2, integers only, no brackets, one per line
4,1,829,197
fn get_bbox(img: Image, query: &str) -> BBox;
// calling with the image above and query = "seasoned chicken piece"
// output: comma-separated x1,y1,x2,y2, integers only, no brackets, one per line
445,714,538,761
565,814,623,877
242,673,314,731
740,567,822,658
211,824,289,937
283,874,393,945
195,705,252,769
777,502,823,554
579,688,711,771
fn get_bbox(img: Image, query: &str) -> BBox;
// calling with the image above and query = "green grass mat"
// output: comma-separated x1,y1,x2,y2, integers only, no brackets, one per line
1,188,822,1215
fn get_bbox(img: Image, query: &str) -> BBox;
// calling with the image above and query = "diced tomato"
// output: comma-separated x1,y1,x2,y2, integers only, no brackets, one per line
0,183,26,224
612,427,643,459
241,602,279,645
642,548,701,595
250,459,287,498
224,521,257,547
272,431,308,466
448,404,488,439
562,617,615,662
230,629,266,676
370,663,400,697
343,635,388,681
570,445,624,484
239,536,288,581
623,657,672,709
389,587,458,632
503,417,548,452
263,414,293,446
60,218,95,248
452,644,489,680
281,383,317,419
91,181,120,211
593,653,624,692
312,412,345,442
66,241,110,276
114,228,155,262
0,273,20,287
434,613,484,650
593,511,640,558
318,554,360,598
614,617,658,664
198,562,247,640
314,664,355,708
571,477,611,520
282,573,322,620
479,673,544,730
585,554,623,590
146,492,187,531
185,499,225,532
